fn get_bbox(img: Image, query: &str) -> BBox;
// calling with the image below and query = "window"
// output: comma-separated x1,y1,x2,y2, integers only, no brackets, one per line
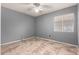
54,13,74,32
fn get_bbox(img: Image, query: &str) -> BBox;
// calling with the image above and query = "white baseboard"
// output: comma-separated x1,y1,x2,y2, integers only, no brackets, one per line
36,36,78,47
0,36,35,46
0,40,21,46
0,36,78,47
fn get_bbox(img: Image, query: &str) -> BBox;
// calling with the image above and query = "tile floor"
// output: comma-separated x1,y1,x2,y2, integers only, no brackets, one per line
1,37,79,55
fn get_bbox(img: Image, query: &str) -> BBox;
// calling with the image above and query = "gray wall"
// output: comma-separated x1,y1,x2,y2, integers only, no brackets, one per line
1,7,35,44
0,3,1,43
1,5,78,45
36,6,78,45
78,4,79,45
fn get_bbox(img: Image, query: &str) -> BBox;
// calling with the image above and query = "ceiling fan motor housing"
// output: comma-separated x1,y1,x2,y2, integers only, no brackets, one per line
33,3,40,7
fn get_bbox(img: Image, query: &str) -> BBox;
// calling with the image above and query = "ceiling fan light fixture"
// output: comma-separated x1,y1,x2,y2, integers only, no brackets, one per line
34,8,39,13
31,3,44,13
34,6,43,13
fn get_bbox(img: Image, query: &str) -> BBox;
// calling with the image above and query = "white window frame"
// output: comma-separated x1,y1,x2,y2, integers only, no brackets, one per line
53,13,74,32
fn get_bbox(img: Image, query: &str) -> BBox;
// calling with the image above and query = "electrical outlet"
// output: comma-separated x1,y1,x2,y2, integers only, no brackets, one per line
49,35,51,37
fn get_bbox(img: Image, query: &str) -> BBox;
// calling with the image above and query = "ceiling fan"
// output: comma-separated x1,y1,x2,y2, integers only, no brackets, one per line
22,3,52,13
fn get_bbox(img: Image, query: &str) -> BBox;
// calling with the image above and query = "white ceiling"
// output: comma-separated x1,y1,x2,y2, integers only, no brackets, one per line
1,3,77,17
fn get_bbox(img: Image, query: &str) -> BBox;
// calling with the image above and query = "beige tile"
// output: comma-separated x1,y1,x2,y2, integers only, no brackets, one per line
1,37,78,55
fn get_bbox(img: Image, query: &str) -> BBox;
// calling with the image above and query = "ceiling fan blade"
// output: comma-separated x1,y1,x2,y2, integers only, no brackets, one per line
26,7,33,11
42,5,52,8
26,7,35,12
